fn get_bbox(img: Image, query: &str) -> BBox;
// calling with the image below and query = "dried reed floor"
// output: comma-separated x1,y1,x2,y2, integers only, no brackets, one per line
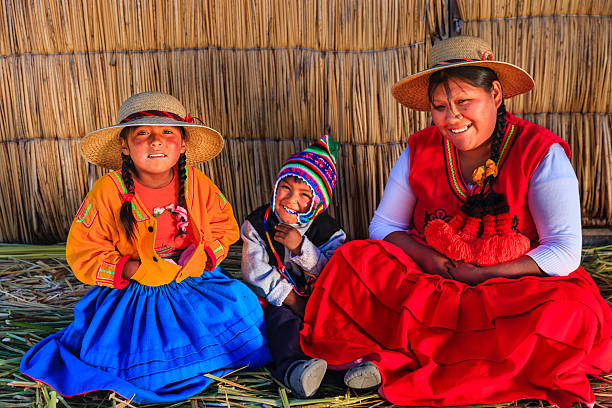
1,243,611,408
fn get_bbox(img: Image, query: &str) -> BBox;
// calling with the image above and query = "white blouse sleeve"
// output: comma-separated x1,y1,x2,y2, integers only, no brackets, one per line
369,147,417,240
526,143,582,276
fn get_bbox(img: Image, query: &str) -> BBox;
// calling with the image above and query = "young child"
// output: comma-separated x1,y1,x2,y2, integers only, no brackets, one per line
241,136,346,398
20,92,271,403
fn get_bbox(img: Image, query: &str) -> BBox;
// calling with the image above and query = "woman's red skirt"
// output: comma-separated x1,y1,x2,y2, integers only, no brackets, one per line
300,240,612,408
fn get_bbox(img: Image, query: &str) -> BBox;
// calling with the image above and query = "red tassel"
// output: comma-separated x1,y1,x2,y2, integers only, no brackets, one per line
425,211,468,257
474,214,499,266
447,215,480,263
424,219,454,255
494,213,531,263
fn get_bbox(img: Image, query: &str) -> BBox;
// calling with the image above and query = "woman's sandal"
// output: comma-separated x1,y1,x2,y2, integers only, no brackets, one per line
344,361,382,389
284,358,328,398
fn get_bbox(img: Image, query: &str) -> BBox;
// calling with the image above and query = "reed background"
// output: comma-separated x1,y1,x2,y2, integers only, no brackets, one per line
0,0,610,243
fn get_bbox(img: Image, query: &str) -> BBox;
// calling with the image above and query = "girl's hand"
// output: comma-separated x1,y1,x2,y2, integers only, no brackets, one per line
122,259,141,280
283,291,307,318
274,224,304,255
447,261,488,285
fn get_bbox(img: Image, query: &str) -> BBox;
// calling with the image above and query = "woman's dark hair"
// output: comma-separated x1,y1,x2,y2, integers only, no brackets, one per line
427,66,507,167
119,126,187,241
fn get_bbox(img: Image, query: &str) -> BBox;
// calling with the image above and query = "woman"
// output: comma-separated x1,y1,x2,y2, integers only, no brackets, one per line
300,36,611,408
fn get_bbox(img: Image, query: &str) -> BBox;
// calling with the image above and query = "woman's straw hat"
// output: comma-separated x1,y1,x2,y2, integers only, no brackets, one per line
81,92,223,169
391,36,535,111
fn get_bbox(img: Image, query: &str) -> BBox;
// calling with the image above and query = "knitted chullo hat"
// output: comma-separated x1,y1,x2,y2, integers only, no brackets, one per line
271,135,339,224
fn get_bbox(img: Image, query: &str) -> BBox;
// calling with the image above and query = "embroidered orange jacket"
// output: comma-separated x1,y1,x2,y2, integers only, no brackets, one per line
66,165,239,287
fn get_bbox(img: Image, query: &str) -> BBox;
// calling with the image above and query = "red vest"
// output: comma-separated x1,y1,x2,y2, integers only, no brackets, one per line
408,112,570,249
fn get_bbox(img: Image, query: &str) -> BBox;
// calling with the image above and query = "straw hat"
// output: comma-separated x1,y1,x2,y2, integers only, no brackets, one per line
81,92,223,169
391,36,535,111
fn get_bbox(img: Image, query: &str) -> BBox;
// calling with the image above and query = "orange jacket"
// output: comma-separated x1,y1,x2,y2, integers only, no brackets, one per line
66,165,239,287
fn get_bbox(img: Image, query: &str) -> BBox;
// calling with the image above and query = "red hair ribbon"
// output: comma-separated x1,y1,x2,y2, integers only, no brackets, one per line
183,113,205,124
122,193,135,202
481,50,494,61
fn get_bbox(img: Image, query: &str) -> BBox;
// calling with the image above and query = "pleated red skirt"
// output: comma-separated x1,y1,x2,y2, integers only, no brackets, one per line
300,240,612,408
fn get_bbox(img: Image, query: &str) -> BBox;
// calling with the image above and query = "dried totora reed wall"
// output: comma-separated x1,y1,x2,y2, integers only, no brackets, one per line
0,0,610,243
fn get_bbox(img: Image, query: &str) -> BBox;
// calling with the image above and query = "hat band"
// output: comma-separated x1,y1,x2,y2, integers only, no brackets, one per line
120,110,200,124
433,51,494,68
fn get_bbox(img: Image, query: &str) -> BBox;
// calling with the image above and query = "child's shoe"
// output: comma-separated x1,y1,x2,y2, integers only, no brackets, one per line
284,358,327,398
344,361,381,389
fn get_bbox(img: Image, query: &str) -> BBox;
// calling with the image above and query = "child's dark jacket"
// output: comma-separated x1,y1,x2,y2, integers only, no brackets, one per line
240,204,345,306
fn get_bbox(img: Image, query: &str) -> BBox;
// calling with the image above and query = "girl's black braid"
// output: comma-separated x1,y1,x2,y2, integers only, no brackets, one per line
119,153,137,241
176,153,188,237
177,153,187,209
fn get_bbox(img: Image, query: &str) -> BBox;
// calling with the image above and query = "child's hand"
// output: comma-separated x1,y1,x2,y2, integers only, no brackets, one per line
274,224,304,255
283,291,308,318
122,259,141,280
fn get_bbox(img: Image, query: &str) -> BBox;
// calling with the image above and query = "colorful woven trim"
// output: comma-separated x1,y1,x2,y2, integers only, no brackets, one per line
443,124,517,202
155,245,182,260
107,171,149,222
74,197,98,228
95,258,129,288
210,239,225,262
216,191,228,210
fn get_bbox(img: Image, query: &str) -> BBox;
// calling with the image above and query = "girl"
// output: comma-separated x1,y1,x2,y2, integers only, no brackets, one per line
20,92,272,403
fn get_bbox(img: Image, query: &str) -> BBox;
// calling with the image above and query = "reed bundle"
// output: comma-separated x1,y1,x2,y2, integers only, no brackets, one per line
0,1,610,243
0,0,429,55
459,14,611,113
1,243,611,407
456,0,611,20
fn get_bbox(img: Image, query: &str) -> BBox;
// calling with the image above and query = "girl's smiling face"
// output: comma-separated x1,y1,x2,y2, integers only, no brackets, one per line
274,176,313,224
121,125,185,188
430,78,502,152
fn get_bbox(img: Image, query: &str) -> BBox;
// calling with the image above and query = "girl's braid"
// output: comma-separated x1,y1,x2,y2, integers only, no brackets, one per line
119,153,137,241
177,153,187,210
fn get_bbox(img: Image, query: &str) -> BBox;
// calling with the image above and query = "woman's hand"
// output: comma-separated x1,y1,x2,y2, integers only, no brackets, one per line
420,251,456,279
384,231,455,278
122,259,141,280
274,224,304,255
449,256,546,285
283,291,308,318
447,262,489,285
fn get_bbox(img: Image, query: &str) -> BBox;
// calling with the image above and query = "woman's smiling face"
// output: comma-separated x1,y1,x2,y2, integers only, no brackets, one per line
430,77,502,152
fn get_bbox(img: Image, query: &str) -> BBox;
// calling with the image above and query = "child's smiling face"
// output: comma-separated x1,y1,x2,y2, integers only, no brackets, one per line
274,176,313,224
121,125,186,188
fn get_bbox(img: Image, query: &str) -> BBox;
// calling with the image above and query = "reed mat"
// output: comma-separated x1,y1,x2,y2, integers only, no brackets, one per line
1,243,611,408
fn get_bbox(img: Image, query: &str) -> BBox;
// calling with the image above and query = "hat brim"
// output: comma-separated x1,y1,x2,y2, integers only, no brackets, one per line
391,60,535,111
81,117,223,169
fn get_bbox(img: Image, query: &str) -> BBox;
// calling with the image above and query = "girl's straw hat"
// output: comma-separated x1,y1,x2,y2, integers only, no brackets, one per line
391,36,535,111
81,92,223,169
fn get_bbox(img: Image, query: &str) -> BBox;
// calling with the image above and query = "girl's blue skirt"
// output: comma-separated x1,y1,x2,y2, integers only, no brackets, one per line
20,267,272,403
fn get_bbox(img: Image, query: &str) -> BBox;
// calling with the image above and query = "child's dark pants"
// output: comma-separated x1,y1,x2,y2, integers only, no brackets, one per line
264,304,309,380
